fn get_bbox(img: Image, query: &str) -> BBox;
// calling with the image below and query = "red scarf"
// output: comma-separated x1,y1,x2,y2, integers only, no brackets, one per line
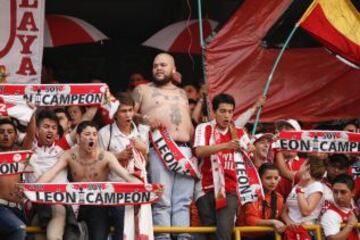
0,97,35,123
150,127,200,178
0,150,32,176
0,83,111,107
274,130,360,154
210,123,263,209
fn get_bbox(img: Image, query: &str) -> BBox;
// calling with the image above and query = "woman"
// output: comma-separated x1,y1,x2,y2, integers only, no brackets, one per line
236,163,285,239
281,156,326,226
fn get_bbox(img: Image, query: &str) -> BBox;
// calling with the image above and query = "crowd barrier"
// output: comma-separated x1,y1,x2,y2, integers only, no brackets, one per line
26,224,334,240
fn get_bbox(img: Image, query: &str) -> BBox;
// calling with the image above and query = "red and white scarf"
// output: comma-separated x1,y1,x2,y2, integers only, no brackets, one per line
0,97,35,123
0,83,114,107
0,150,32,176
22,182,163,206
123,147,154,240
209,124,263,208
150,127,200,179
274,130,360,153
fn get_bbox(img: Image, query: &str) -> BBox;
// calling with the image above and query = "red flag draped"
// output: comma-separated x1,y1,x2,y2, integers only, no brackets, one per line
205,0,360,122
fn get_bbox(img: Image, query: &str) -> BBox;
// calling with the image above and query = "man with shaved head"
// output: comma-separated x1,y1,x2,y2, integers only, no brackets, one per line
132,53,194,240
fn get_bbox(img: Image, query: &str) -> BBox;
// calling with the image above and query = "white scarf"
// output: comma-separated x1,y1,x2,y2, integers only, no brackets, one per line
123,148,154,240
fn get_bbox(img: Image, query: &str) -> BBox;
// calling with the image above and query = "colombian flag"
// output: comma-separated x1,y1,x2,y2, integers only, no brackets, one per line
299,0,360,66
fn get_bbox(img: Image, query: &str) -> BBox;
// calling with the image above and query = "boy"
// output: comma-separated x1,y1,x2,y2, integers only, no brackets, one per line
321,174,359,240
194,93,252,240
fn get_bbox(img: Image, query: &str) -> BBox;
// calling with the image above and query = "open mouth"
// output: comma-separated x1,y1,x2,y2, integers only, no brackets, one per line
88,141,94,147
46,134,53,141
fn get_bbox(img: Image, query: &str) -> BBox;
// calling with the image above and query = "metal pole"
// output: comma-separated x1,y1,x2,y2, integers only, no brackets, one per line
197,0,211,119
251,23,300,135
197,0,205,49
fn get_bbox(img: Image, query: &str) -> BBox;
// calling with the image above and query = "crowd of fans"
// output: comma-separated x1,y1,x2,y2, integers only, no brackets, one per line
0,52,360,240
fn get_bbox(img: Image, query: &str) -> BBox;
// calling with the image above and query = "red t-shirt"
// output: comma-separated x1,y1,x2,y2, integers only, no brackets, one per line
194,122,247,193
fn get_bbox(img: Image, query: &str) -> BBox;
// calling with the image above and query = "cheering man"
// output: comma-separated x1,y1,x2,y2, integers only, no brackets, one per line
37,121,141,240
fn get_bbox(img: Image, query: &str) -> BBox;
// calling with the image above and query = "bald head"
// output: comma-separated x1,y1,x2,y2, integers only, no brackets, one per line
154,53,175,67
152,53,176,86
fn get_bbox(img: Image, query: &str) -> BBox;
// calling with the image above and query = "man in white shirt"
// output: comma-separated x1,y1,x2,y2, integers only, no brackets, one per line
98,92,149,240
321,174,359,240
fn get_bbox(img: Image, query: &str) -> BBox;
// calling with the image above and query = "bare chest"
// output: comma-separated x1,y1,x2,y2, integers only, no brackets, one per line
68,153,108,182
141,86,188,113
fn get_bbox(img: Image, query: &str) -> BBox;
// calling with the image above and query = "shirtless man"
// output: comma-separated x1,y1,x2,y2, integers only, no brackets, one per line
37,121,141,240
0,117,35,240
132,53,194,240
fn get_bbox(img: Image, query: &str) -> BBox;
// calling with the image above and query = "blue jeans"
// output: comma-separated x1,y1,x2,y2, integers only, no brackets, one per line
0,205,26,240
149,146,195,240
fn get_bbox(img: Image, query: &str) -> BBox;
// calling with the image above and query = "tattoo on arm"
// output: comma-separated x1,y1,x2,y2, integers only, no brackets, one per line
98,152,104,161
132,87,142,105
170,104,182,126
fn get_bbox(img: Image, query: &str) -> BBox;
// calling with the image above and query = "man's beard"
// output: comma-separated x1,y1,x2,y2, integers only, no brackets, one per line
153,75,171,86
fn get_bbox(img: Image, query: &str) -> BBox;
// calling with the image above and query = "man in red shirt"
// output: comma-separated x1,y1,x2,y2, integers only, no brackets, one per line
194,93,251,240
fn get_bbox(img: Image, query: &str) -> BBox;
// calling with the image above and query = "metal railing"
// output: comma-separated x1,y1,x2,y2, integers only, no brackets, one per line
26,224,326,240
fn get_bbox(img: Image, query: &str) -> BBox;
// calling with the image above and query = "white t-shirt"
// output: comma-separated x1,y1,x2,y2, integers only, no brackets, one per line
320,204,352,237
98,121,149,181
322,182,334,204
28,135,73,183
286,181,324,224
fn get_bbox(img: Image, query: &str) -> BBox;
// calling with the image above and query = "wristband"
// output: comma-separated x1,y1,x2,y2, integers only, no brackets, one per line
296,187,305,194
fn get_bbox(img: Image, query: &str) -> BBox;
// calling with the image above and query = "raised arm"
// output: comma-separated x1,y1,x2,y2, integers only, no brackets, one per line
275,152,296,181
234,96,266,128
37,152,69,183
132,85,146,124
22,114,36,150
